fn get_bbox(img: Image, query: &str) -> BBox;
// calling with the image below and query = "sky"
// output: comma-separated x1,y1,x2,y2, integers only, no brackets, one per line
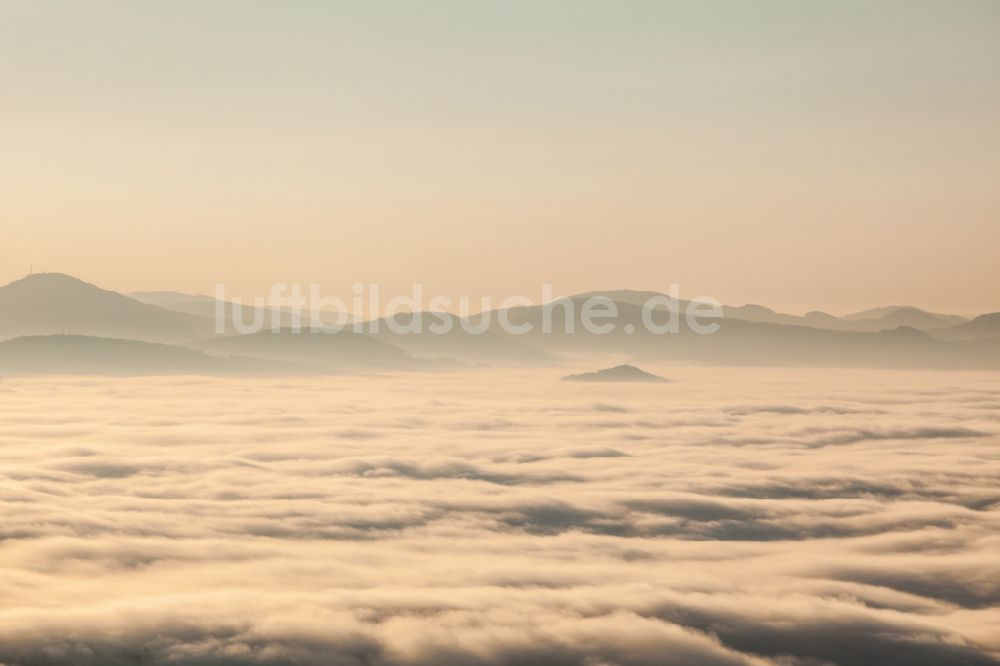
1,0,998,315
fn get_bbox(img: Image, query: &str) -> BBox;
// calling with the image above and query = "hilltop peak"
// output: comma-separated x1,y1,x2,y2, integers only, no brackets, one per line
562,364,668,383
3,272,95,290
0,272,215,344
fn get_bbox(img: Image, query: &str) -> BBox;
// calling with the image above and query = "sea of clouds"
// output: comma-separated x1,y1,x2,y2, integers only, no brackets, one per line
0,367,998,666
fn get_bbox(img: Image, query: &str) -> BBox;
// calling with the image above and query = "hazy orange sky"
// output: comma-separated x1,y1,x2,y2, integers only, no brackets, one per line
2,1,998,315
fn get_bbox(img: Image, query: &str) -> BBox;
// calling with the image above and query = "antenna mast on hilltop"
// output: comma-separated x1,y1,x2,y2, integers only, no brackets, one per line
28,265,33,276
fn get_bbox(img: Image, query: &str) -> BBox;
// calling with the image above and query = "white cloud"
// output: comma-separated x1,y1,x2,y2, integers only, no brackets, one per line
0,367,997,665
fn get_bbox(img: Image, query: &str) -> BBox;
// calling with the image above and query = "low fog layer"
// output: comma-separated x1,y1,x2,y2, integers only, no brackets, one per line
0,368,998,665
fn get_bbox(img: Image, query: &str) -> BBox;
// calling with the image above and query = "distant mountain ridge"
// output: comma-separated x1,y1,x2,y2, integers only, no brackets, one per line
192,328,432,371
931,312,1000,341
485,297,998,370
0,274,216,343
0,274,996,374
129,290,356,328
129,290,216,306
570,289,969,332
0,335,305,375
365,311,554,366
843,305,967,326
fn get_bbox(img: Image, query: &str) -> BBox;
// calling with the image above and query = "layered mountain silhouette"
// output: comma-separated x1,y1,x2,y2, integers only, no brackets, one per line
491,297,995,369
0,335,304,375
129,290,216,307
724,303,966,331
130,290,354,331
192,328,435,371
0,274,996,374
366,311,554,366
0,274,215,343
575,290,968,332
843,305,966,326
930,312,1000,341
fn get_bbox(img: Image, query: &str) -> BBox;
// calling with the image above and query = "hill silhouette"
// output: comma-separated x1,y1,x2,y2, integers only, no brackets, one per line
486,297,998,370
575,290,969,332
0,335,303,375
0,274,216,343
130,290,354,331
844,305,967,326
1,274,996,373
931,312,1000,341
191,328,432,371
563,364,668,382
366,311,554,366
